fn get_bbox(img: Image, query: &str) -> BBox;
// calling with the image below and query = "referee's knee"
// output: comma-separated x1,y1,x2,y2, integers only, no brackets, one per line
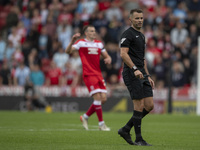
150,104,154,111
146,103,154,112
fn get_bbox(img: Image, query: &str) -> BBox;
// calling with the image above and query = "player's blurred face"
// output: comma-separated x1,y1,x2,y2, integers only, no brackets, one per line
130,12,143,30
85,27,96,41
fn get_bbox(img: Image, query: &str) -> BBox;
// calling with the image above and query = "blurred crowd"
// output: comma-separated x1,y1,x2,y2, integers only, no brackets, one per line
0,0,199,89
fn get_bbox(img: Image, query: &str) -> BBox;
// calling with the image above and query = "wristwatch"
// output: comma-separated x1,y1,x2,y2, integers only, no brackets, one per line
132,65,138,72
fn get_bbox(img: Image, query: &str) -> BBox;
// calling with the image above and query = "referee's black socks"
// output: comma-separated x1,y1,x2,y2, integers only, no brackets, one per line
132,110,143,141
122,110,144,136
122,110,135,132
122,109,149,139
142,108,149,118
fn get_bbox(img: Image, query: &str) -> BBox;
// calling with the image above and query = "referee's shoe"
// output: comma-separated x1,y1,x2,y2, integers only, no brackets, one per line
118,128,134,145
134,140,152,146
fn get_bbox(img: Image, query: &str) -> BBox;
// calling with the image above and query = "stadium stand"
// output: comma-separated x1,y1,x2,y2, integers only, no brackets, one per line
0,0,199,89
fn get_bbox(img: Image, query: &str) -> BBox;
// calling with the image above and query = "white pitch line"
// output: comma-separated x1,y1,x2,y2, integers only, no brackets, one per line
0,127,100,132
0,124,101,131
38,128,100,131
63,124,99,128
18,128,100,132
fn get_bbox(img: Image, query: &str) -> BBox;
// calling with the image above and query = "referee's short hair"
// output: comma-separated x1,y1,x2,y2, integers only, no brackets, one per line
130,9,143,16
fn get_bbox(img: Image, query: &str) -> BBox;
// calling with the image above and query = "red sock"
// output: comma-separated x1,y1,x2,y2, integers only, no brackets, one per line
86,104,95,117
94,104,103,122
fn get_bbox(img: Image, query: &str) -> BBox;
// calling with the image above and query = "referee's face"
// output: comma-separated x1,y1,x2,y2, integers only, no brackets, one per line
85,27,96,41
130,12,144,30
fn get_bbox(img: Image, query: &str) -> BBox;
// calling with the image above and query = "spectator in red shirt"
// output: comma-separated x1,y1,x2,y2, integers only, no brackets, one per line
45,61,62,86
61,62,79,87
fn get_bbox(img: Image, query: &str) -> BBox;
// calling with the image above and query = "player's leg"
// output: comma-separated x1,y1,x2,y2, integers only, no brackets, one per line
82,91,108,121
100,91,107,104
91,93,110,131
142,97,154,118
80,98,97,130
80,100,96,130
85,76,109,131
97,92,110,131
92,92,103,124
80,76,97,130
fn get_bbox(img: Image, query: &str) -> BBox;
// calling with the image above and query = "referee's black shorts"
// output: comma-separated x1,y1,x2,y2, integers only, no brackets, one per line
122,68,153,100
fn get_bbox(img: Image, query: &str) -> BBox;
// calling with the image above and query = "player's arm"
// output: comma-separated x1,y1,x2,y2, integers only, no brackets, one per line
65,33,80,54
120,47,143,79
101,50,112,64
144,59,155,89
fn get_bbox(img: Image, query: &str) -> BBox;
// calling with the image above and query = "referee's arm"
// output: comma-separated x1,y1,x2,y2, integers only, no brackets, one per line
120,47,135,68
120,47,144,79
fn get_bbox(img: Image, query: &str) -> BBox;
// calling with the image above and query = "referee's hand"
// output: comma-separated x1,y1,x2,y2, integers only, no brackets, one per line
148,77,155,89
134,70,144,79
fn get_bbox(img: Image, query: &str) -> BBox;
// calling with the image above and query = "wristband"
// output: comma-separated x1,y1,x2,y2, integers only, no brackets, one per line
146,74,151,77
132,65,138,72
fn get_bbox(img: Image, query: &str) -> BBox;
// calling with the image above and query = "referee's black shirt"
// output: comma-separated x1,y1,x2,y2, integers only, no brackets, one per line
120,27,146,69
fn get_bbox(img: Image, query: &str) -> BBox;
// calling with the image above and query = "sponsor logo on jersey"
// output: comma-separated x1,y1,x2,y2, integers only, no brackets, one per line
88,48,98,54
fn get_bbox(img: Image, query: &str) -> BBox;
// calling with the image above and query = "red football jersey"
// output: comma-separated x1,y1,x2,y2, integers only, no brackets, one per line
46,68,62,85
72,39,105,76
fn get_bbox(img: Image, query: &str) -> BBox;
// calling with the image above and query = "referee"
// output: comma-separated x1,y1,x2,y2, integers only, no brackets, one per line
118,9,155,146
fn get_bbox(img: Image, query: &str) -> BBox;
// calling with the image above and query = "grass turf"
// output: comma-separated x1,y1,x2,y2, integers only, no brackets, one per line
0,111,200,150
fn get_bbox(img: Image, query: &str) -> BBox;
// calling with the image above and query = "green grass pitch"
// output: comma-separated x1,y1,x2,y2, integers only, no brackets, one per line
0,111,200,150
